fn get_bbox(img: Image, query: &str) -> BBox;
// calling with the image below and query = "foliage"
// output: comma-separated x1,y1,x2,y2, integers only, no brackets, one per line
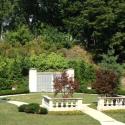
5,25,33,45
18,104,28,112
24,103,40,113
81,88,97,94
92,69,119,96
0,56,28,90
0,0,17,40
59,45,93,64
1,0,125,63
39,107,48,114
62,0,125,62
1,0,125,92
30,53,69,71
39,24,74,49
54,71,79,98
99,49,125,76
69,60,96,92
0,89,29,96
18,103,48,114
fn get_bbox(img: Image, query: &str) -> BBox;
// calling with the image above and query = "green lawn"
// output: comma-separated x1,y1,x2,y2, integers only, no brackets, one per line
8,93,98,104
103,110,125,123
0,102,100,125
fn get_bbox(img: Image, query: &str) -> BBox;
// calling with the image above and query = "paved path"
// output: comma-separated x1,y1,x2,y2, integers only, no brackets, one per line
81,104,125,125
6,99,125,125
0,93,31,98
7,101,28,107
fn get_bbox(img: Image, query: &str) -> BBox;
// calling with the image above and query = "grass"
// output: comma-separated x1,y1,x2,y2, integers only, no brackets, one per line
103,110,125,123
0,102,100,125
8,93,98,104
89,102,97,109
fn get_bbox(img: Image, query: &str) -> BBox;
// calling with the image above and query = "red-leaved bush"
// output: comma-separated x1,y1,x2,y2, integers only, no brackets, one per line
92,69,118,96
54,72,79,98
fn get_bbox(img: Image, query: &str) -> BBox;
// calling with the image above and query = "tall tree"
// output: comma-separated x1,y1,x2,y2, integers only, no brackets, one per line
99,49,125,76
0,0,21,40
0,0,12,40
63,0,125,62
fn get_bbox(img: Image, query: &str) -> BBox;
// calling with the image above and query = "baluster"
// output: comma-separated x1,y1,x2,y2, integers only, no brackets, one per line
61,101,64,108
106,99,109,106
113,99,116,106
53,101,56,107
71,101,74,107
110,99,114,106
116,98,119,106
56,102,58,107
104,99,107,106
123,99,125,106
66,101,69,108
119,99,122,106
72,101,75,107
68,102,71,107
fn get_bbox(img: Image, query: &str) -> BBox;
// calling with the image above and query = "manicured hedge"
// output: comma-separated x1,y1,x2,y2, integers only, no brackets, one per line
18,104,28,112
18,103,48,114
0,89,29,96
39,107,48,114
24,103,40,113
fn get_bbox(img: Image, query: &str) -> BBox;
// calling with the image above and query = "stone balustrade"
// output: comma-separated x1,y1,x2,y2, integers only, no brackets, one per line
97,96,125,111
42,96,83,111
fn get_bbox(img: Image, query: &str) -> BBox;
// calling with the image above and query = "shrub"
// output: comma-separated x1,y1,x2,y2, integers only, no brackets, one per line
68,60,96,92
81,88,97,94
54,71,79,98
24,103,40,114
5,25,33,46
0,89,29,96
92,69,118,96
39,107,48,114
30,53,69,71
18,103,48,115
18,104,28,112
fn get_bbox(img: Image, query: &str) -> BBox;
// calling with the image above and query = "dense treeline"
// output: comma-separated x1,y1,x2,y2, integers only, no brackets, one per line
1,0,125,62
0,0,125,92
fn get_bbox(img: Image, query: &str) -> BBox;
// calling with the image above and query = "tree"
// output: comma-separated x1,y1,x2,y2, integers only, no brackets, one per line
0,0,13,40
69,60,96,92
92,69,118,96
0,0,22,40
54,71,79,98
5,25,33,45
63,0,125,62
30,53,69,71
99,49,125,76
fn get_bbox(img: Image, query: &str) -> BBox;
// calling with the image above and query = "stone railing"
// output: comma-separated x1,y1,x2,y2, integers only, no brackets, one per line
97,96,125,111
42,96,83,111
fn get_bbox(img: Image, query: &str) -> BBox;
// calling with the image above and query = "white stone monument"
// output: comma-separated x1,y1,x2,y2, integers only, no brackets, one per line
29,68,74,92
